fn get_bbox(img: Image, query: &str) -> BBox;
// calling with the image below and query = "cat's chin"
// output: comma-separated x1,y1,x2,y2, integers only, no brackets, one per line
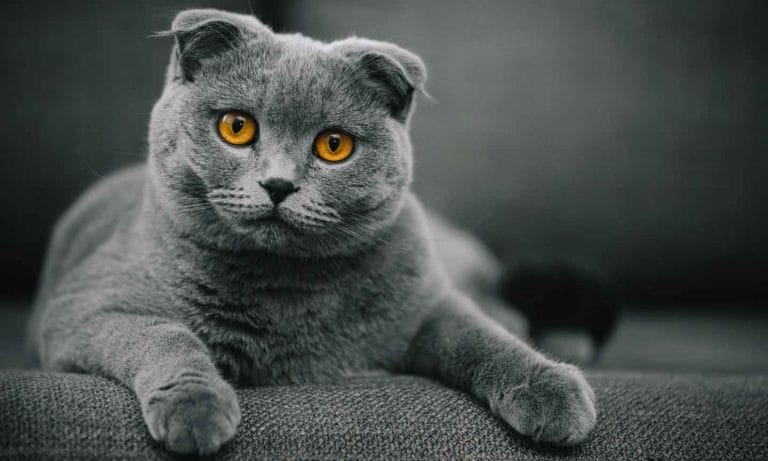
211,206,367,256
225,214,295,236
219,219,296,253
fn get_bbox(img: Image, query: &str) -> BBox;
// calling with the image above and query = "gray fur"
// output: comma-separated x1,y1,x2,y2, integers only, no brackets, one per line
30,9,596,454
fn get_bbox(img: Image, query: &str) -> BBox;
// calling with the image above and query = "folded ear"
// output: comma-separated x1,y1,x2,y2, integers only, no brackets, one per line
333,38,427,122
162,9,271,82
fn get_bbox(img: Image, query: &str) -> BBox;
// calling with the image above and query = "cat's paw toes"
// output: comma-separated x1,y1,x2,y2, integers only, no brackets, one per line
142,377,241,454
490,363,596,445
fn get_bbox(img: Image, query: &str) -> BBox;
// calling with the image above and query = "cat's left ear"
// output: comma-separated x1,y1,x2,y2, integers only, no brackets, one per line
160,9,271,82
333,38,427,122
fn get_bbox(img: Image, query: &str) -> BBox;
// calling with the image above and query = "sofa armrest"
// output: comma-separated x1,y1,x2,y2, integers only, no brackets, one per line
1,370,766,460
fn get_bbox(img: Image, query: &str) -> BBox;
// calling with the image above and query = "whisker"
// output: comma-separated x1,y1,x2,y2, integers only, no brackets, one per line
335,226,391,253
303,203,341,219
208,192,253,200
175,204,214,213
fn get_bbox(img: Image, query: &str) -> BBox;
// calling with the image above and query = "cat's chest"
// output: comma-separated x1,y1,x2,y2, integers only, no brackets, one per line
178,276,419,386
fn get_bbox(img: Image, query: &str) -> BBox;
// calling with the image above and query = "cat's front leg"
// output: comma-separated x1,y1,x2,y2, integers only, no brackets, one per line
404,291,596,445
39,310,240,454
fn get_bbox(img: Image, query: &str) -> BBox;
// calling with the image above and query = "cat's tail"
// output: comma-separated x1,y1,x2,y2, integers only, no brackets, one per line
498,261,619,365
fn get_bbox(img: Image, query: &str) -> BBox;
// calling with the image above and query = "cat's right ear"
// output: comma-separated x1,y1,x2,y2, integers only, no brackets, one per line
332,38,428,123
157,9,270,82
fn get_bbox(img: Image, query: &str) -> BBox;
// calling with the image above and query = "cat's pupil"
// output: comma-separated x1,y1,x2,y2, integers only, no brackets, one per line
328,134,341,152
232,118,244,134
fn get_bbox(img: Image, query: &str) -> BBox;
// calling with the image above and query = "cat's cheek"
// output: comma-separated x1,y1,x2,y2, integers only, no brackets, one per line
219,148,253,163
185,147,248,188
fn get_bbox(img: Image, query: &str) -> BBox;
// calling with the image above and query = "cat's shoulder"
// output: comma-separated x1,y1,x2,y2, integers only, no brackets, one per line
52,164,143,247
53,164,145,239
397,192,430,235
44,164,146,288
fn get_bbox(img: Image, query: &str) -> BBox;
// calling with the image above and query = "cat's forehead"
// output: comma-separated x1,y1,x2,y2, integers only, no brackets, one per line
194,36,380,134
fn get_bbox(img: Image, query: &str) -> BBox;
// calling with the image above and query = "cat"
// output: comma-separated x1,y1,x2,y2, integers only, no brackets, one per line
29,9,596,455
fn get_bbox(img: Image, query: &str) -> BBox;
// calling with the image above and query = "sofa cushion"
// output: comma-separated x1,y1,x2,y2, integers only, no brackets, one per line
1,370,766,460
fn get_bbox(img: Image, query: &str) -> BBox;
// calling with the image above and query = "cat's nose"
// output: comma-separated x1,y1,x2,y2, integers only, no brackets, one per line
259,178,298,205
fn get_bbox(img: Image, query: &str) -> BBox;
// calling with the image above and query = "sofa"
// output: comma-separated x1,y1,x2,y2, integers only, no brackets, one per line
1,369,766,460
2,303,767,460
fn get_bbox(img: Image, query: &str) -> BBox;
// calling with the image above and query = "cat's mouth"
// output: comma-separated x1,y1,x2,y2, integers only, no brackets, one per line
231,209,293,230
207,190,340,236
216,205,333,236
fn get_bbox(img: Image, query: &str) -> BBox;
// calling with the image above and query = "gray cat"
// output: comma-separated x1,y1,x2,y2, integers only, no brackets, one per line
29,9,596,455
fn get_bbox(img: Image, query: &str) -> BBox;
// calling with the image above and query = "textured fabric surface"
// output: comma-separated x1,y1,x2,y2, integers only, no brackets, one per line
1,370,767,460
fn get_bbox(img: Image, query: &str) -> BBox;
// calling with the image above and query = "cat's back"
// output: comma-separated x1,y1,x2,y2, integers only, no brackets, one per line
34,164,145,305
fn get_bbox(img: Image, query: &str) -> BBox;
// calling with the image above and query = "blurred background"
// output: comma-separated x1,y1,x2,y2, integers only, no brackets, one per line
0,1,766,371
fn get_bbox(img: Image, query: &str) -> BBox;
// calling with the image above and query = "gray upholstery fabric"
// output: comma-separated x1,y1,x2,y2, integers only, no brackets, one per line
1,370,766,460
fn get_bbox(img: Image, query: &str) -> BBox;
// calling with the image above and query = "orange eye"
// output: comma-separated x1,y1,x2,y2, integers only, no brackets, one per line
217,111,258,146
313,130,355,163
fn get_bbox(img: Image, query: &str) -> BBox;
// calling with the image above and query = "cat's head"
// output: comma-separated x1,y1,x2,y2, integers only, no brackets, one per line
147,9,426,256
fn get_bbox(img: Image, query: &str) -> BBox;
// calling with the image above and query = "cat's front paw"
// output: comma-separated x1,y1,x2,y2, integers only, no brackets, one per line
141,376,241,454
488,363,596,445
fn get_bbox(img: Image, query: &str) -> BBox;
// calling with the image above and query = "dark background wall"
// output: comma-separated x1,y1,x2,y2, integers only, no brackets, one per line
0,1,766,304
